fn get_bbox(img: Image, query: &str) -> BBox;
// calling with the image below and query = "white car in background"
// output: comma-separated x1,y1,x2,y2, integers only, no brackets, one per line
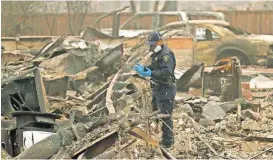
99,11,228,37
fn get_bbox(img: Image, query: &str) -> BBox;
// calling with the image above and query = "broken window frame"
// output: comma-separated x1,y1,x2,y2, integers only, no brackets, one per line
193,25,222,42
157,13,182,28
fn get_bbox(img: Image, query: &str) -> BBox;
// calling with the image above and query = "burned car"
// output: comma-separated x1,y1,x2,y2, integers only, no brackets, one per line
100,11,227,37
157,20,273,68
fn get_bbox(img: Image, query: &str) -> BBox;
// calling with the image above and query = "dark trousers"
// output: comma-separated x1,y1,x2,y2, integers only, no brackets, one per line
152,95,174,144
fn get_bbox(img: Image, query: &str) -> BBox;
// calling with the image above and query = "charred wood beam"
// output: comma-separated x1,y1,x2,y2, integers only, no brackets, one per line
47,96,66,102
227,132,273,142
76,107,108,124
31,34,68,62
67,95,85,102
105,70,122,114
86,89,107,109
86,81,111,100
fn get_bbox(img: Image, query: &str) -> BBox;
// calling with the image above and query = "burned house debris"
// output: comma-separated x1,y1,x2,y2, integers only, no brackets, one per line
1,7,273,160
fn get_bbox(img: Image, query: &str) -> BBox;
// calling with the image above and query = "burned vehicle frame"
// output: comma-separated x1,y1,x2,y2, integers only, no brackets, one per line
99,11,227,37
156,20,273,68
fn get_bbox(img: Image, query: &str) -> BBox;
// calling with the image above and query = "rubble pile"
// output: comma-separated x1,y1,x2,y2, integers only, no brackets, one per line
121,89,272,159
1,29,273,159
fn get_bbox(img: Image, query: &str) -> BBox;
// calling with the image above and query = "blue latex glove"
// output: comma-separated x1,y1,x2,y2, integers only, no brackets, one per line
133,63,144,73
139,67,152,78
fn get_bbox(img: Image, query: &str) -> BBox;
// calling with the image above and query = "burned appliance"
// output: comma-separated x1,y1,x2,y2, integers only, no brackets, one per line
1,67,48,118
1,67,61,157
2,111,60,157
202,57,242,101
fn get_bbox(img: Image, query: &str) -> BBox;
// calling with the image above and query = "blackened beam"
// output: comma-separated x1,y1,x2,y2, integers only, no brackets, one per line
34,67,48,112
86,81,111,100
32,34,68,61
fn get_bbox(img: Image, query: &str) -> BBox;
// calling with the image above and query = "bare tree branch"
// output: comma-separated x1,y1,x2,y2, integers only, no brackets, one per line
42,2,62,35
66,1,91,36
1,1,42,36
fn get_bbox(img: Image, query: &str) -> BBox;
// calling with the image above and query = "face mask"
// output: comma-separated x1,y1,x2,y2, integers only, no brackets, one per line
154,45,162,53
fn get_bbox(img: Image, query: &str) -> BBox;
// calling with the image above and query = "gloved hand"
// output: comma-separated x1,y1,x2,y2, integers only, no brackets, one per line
139,67,152,78
133,63,144,73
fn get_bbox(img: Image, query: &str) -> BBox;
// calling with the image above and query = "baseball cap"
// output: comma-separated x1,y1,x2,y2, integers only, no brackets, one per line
146,31,162,45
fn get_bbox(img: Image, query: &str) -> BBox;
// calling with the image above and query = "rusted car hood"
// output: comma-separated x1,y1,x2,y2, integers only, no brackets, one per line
243,35,273,44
